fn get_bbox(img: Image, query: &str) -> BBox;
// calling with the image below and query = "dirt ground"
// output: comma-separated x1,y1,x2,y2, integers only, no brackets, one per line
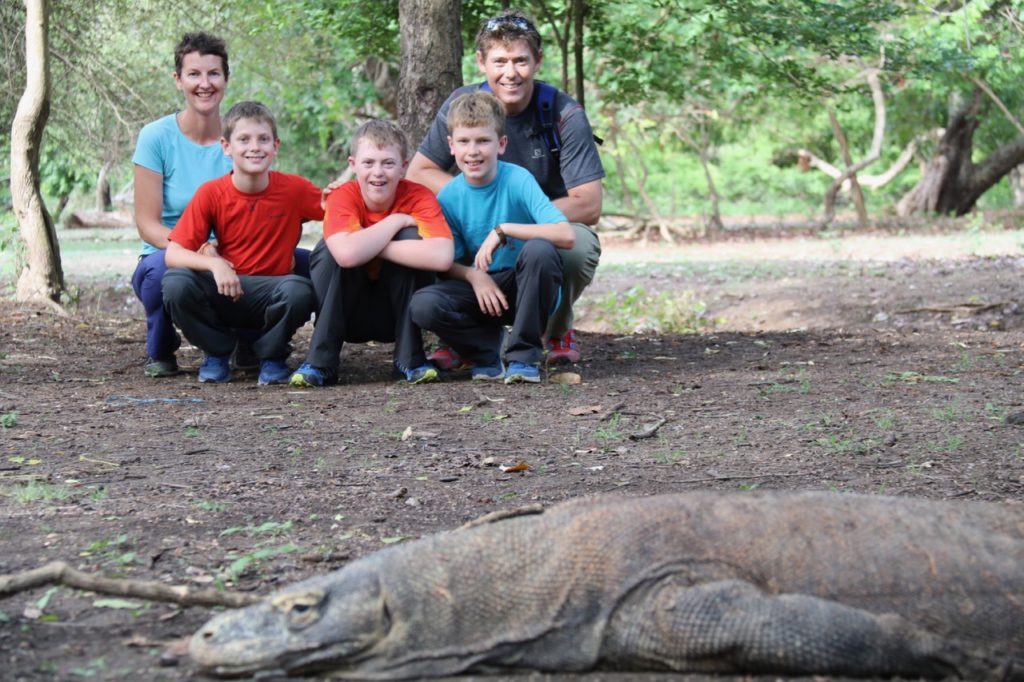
1,230,1023,681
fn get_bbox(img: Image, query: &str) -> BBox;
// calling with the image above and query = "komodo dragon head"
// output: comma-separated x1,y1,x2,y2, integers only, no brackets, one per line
190,566,390,677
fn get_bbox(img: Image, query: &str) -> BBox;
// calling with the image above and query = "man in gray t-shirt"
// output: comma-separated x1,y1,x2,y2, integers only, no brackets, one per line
408,9,603,365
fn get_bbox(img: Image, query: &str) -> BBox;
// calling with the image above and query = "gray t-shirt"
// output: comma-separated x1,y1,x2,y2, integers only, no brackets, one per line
418,81,605,201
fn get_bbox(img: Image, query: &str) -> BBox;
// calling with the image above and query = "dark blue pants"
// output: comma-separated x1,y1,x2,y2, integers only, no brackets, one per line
409,239,562,366
133,247,311,361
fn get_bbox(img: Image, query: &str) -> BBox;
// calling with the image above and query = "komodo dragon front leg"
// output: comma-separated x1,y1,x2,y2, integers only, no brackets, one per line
600,577,1008,680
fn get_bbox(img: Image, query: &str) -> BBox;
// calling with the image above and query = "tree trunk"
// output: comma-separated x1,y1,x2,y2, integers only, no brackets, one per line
897,93,1024,216
95,159,113,212
11,0,63,304
1011,164,1024,208
397,0,463,150
573,0,585,107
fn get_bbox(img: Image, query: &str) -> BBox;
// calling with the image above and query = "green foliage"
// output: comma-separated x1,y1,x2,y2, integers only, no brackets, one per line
583,285,715,334
1,411,16,429
10,480,73,504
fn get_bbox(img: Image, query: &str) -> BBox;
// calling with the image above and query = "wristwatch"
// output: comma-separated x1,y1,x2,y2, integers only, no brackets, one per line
493,225,507,245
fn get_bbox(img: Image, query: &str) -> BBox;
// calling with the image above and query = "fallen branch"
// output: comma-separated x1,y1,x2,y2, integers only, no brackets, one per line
895,302,1008,315
657,471,811,485
629,417,668,440
0,561,260,608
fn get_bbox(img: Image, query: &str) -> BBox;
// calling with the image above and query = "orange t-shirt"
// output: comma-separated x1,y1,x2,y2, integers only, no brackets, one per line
323,179,451,241
171,172,324,276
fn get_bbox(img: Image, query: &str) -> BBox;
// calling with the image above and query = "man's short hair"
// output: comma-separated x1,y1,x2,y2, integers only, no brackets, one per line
174,32,230,80
350,120,409,160
223,101,277,140
446,91,506,137
475,9,542,60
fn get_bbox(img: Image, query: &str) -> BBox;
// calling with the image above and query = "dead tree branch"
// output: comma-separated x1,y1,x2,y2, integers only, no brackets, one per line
0,561,260,608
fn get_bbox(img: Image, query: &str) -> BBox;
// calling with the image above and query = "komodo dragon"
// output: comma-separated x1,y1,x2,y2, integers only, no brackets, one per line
190,490,1023,679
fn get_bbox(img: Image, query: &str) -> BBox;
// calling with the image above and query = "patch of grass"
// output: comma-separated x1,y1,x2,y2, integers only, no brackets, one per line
192,499,228,512
930,403,963,422
873,410,896,430
817,434,879,456
1,411,16,429
11,480,73,504
81,534,137,566
583,285,717,334
221,543,300,584
87,486,108,502
594,414,623,441
652,449,687,465
882,371,959,385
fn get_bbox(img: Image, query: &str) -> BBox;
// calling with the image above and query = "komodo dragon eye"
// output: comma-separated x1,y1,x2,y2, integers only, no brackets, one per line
271,589,326,630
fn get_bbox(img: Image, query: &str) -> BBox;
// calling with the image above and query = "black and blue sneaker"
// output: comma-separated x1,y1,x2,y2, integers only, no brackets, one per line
198,355,231,383
471,364,505,382
257,359,292,386
398,363,440,385
288,363,339,388
504,361,540,384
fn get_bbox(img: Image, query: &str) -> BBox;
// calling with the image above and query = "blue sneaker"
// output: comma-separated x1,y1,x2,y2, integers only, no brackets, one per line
398,363,440,385
198,355,231,383
471,364,505,382
504,361,540,384
288,363,338,388
257,359,292,386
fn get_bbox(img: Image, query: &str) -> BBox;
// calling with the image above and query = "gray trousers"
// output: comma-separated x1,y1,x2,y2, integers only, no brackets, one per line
409,239,562,367
162,269,315,360
548,222,601,337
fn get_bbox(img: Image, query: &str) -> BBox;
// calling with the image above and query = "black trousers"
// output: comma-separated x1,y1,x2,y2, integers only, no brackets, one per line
162,269,315,360
303,235,435,372
409,238,562,367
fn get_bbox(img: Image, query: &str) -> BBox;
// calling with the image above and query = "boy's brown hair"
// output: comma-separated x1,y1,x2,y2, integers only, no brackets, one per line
350,120,409,160
474,9,542,60
174,32,230,80
446,91,506,137
223,101,278,141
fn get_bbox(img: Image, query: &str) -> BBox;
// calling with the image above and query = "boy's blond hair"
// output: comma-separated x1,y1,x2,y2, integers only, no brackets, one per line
350,120,409,160
446,91,506,137
223,101,277,140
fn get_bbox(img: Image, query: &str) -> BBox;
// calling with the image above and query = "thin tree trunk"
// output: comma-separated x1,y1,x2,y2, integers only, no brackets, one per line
573,0,585,107
828,109,869,227
95,159,113,212
11,0,63,305
397,0,463,150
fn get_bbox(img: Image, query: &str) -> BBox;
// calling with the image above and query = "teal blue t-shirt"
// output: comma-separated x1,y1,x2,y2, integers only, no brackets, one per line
437,162,566,273
131,113,232,256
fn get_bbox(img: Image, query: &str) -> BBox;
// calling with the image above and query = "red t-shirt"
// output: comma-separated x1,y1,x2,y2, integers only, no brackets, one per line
170,171,325,276
323,179,452,241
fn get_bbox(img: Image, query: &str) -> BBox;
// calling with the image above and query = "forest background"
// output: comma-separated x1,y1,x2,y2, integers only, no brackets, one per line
2,0,1024,294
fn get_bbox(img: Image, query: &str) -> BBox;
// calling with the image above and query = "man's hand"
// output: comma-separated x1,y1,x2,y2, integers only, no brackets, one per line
474,228,503,272
466,268,507,317
210,259,243,301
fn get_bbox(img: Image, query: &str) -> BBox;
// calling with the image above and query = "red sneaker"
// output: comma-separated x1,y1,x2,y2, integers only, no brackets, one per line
427,345,474,371
546,329,581,364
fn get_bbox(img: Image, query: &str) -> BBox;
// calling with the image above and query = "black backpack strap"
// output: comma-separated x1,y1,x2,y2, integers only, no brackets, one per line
534,82,562,157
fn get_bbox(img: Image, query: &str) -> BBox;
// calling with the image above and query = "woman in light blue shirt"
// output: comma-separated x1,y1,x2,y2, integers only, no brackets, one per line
131,32,233,377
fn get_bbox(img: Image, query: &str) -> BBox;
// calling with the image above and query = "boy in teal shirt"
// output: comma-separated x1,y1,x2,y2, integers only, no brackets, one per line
409,92,574,383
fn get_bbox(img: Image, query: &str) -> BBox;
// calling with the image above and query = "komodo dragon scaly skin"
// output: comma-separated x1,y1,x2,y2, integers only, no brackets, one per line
190,491,1023,679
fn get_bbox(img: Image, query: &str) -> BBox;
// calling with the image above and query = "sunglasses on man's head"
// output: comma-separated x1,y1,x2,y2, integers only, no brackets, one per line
485,16,533,33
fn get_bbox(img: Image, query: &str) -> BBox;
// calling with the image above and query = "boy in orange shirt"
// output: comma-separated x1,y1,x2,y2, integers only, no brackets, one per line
289,120,454,387
163,101,323,385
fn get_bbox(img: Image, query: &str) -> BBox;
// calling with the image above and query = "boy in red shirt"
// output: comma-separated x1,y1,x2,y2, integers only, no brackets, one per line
289,120,453,387
163,101,324,385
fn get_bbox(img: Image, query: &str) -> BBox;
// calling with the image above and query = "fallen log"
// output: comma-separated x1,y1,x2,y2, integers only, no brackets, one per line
63,209,135,229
